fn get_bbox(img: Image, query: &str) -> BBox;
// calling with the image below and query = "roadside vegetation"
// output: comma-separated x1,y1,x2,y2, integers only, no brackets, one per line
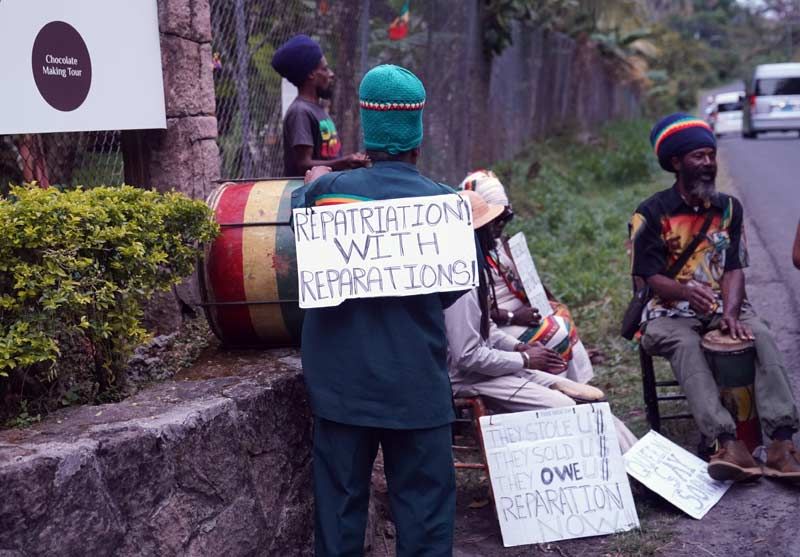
495,119,661,435
472,120,693,555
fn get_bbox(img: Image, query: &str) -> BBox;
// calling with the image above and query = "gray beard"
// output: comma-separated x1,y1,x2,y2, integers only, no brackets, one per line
688,179,715,202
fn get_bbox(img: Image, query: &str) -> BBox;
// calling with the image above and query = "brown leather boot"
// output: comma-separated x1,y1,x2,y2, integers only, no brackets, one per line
707,439,763,482
763,440,800,482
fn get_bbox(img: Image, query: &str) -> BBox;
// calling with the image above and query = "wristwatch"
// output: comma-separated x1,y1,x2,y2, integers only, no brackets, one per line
506,311,515,325
520,351,530,368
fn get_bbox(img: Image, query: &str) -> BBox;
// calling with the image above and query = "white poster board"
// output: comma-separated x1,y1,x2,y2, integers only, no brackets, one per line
507,232,553,318
293,194,478,308
281,78,298,119
624,431,731,520
0,0,166,134
480,404,639,547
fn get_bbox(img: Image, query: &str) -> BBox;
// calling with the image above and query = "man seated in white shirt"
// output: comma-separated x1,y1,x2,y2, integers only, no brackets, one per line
447,191,637,452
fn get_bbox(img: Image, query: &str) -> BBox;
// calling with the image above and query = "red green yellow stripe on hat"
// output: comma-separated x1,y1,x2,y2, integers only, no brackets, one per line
649,112,716,172
314,193,373,206
652,116,713,154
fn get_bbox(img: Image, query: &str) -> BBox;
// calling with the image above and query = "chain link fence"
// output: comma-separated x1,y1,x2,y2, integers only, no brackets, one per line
209,0,641,185
0,130,123,193
0,1,641,194
210,0,368,179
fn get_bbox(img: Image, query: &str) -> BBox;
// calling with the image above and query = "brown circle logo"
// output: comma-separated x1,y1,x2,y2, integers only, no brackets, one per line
31,21,92,112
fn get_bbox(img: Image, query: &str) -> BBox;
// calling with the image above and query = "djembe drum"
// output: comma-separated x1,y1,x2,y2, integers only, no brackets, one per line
701,329,762,452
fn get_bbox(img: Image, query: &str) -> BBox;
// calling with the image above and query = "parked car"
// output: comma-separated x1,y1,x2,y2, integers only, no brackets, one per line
742,63,800,138
709,91,744,137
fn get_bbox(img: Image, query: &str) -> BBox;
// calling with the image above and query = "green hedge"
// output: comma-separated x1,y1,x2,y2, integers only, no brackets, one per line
0,184,218,413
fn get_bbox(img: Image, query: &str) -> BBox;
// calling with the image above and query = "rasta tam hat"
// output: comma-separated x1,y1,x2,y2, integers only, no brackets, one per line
459,169,509,207
650,113,716,172
459,190,504,230
359,64,425,154
271,34,323,87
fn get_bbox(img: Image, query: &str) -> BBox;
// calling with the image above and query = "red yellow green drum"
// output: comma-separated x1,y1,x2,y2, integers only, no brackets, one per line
199,179,304,347
701,329,763,452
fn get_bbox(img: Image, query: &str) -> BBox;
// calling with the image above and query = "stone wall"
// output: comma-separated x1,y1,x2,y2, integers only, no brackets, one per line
0,352,313,557
124,0,220,199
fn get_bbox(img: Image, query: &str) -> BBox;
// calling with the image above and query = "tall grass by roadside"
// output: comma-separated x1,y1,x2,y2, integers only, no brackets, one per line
493,119,681,436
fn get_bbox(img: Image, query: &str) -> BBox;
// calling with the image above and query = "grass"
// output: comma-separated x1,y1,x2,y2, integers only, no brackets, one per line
493,119,686,439
485,119,697,555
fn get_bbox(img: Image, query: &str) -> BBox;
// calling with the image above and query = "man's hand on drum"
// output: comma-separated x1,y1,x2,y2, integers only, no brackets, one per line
720,315,755,341
523,342,568,374
682,280,717,314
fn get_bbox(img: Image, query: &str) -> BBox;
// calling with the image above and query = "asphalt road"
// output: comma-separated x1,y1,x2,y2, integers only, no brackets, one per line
720,133,800,320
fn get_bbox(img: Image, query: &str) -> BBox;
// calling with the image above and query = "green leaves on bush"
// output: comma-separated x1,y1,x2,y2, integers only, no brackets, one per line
0,184,219,387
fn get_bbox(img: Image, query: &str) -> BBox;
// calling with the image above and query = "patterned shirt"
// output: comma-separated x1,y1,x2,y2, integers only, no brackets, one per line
630,185,748,320
282,97,342,176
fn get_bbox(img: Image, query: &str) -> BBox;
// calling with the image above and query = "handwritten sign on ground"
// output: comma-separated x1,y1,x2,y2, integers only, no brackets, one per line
507,232,553,318
293,194,478,308
480,403,639,547
624,431,731,519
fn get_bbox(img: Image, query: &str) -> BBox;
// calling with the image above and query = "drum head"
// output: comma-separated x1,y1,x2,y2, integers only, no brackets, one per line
701,329,755,353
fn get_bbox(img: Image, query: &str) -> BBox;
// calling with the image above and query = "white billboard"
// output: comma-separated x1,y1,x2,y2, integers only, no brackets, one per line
0,0,166,134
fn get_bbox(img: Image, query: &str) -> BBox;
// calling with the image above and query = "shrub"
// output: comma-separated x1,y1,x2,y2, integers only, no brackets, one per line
0,184,218,416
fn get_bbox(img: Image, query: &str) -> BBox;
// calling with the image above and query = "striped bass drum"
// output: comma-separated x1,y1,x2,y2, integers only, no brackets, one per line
199,179,304,347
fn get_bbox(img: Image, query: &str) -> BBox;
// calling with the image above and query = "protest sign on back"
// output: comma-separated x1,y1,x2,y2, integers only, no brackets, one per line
624,431,731,520
293,194,478,308
479,403,639,547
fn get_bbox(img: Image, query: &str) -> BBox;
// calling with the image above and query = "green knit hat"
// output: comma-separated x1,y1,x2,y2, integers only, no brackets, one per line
359,64,426,154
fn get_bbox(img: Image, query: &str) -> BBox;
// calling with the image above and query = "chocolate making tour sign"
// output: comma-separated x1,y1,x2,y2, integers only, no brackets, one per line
0,0,166,134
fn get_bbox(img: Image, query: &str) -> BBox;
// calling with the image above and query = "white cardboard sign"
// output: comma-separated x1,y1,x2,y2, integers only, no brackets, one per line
293,194,478,308
507,232,553,318
480,404,639,547
624,431,731,520
0,0,166,134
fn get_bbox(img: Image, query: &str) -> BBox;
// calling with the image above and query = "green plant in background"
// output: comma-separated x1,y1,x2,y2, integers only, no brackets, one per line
481,0,577,58
493,119,666,435
0,185,218,412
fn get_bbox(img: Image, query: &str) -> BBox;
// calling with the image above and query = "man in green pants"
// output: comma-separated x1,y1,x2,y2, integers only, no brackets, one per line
632,112,800,483
292,65,467,556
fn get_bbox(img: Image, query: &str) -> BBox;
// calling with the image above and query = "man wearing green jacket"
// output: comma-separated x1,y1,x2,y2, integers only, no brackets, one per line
292,64,466,556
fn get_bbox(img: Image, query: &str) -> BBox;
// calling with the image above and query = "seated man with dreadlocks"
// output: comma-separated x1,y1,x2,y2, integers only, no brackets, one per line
446,191,637,452
460,169,594,384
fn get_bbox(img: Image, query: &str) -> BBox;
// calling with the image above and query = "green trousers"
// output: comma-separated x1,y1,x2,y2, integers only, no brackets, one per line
641,307,799,441
312,418,455,557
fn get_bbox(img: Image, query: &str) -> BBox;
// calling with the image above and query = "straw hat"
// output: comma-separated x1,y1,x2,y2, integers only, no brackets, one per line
459,190,504,230
459,169,509,207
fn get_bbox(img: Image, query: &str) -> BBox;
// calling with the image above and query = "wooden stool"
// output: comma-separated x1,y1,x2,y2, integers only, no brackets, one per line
452,396,490,472
452,396,493,501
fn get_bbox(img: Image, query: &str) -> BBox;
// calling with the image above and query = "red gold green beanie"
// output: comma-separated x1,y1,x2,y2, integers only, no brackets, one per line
359,64,425,154
650,113,716,172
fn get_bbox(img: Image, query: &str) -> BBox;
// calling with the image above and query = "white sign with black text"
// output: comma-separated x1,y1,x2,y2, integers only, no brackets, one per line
480,404,640,547
0,0,166,134
624,431,731,520
293,194,478,308
507,232,553,318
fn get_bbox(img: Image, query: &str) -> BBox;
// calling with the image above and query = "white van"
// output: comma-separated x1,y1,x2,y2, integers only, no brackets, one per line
742,63,800,138
710,91,744,136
